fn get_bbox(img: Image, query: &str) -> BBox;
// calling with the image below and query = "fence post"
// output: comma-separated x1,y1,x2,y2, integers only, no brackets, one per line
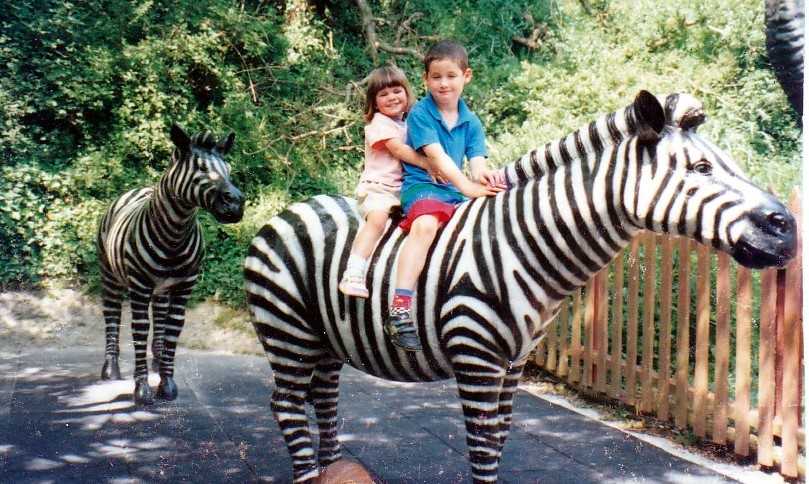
625,237,641,405
713,252,730,444
780,189,802,477
569,289,582,385
758,268,777,467
640,233,657,413
557,299,570,378
694,243,711,438
675,238,692,429
547,304,558,373
592,269,606,392
657,235,674,421
610,250,625,399
734,266,752,456
583,278,595,388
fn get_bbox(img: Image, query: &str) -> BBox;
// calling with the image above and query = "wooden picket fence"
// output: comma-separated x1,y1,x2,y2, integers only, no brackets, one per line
533,188,804,478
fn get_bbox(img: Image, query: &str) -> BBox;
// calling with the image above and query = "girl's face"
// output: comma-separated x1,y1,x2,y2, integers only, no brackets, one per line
375,85,409,120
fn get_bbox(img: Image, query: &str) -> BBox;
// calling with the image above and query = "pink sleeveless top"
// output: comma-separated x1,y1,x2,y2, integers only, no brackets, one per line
360,112,406,189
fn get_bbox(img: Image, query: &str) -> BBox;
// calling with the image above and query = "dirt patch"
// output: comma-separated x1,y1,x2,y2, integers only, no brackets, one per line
0,288,262,355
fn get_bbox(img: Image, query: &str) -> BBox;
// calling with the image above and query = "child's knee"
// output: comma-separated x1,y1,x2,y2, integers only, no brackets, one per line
366,211,389,232
410,215,440,238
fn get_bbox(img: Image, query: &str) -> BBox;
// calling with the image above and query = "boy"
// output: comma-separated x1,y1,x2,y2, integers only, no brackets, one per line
384,40,506,351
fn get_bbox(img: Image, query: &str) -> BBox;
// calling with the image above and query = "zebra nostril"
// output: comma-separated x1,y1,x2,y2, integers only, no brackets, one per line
767,212,790,234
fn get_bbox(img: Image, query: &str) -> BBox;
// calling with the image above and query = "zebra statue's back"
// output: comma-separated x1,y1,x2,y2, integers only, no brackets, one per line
98,124,245,405
244,91,796,483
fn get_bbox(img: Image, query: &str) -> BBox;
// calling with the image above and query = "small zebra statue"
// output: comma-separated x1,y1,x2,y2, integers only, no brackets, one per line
97,124,245,405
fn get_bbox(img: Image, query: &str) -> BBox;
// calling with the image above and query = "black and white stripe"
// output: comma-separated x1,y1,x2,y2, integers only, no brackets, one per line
244,91,795,483
98,124,244,405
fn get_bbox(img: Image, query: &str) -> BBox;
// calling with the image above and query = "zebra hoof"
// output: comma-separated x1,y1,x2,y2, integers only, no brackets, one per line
101,358,121,380
156,377,178,401
133,379,154,406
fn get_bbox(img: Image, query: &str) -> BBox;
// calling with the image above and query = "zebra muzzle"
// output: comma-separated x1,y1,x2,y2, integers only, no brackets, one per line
731,202,796,269
212,186,245,223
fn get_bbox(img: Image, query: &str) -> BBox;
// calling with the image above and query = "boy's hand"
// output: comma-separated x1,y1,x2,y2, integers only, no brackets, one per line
476,167,507,190
459,179,503,198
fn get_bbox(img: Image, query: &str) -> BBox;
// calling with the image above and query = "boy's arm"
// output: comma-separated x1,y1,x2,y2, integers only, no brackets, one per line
422,144,501,198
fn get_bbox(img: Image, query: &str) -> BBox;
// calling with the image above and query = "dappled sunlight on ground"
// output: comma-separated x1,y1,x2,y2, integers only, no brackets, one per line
0,348,760,483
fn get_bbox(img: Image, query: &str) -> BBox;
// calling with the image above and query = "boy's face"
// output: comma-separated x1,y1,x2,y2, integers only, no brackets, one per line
423,59,472,109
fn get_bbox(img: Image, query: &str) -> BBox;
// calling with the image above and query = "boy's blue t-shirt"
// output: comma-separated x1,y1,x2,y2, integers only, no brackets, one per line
403,94,487,194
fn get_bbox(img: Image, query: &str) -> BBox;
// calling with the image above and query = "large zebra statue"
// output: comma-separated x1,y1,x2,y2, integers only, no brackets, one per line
98,124,245,405
243,91,796,483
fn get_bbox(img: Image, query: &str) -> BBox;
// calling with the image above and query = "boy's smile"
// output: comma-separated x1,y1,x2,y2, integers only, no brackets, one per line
423,59,472,110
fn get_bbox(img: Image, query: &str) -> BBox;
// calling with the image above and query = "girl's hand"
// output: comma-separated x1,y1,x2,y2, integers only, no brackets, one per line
428,168,448,184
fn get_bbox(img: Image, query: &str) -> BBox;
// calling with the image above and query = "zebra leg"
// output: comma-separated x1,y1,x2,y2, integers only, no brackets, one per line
494,362,526,460
100,282,125,380
129,286,155,405
155,289,191,401
253,321,322,483
150,294,169,374
456,366,507,483
310,357,344,467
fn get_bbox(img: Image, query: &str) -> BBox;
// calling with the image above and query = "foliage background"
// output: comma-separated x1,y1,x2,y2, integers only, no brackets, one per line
0,0,800,308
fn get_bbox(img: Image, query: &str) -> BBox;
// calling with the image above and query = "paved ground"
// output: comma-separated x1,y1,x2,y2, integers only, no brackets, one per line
0,348,737,483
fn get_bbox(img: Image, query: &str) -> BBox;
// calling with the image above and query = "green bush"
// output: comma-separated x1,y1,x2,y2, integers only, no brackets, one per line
0,0,800,308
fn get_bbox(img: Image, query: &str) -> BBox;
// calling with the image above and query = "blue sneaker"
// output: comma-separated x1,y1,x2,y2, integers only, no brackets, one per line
384,311,422,351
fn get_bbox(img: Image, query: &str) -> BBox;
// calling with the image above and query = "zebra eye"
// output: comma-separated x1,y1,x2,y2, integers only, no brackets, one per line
198,163,208,173
693,160,712,175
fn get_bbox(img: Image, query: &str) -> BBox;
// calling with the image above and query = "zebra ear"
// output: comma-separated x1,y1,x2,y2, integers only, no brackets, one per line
633,90,665,141
664,93,706,131
170,124,191,153
218,132,235,155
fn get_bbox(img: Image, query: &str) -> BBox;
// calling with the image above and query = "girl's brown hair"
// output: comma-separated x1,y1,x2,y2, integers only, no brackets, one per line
364,65,414,123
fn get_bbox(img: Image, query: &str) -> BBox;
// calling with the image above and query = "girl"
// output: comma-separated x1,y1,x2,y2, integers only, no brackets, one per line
339,65,437,298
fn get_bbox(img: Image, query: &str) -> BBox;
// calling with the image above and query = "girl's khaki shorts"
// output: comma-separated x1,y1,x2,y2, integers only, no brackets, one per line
356,181,400,219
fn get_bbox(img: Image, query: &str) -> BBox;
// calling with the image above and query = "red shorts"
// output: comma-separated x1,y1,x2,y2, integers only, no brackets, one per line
398,199,458,232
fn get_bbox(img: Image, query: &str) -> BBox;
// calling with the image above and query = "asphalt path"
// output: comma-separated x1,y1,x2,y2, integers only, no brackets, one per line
0,348,737,483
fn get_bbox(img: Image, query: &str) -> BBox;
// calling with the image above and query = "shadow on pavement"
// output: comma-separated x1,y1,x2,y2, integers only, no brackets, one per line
0,349,733,483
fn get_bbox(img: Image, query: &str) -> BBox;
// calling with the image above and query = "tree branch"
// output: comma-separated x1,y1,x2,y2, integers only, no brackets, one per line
354,0,423,62
354,0,379,63
512,12,548,50
578,0,593,15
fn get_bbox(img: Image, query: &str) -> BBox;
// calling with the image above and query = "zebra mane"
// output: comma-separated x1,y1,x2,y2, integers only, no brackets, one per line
189,132,219,151
170,129,225,164
502,95,652,185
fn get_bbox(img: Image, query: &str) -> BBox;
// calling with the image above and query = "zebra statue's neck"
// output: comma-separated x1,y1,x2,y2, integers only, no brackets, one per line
147,168,199,244
498,102,650,306
503,103,643,184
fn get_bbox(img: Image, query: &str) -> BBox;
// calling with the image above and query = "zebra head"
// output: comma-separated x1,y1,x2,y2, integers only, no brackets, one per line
169,124,245,224
628,91,796,269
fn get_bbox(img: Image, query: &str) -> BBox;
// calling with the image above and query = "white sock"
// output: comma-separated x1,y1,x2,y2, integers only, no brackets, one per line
346,254,368,277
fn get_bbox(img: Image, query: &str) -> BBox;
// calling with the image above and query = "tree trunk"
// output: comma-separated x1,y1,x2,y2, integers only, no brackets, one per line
765,0,804,120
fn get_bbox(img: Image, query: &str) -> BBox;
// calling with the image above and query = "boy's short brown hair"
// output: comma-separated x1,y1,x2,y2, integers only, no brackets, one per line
423,40,469,73
364,65,414,123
